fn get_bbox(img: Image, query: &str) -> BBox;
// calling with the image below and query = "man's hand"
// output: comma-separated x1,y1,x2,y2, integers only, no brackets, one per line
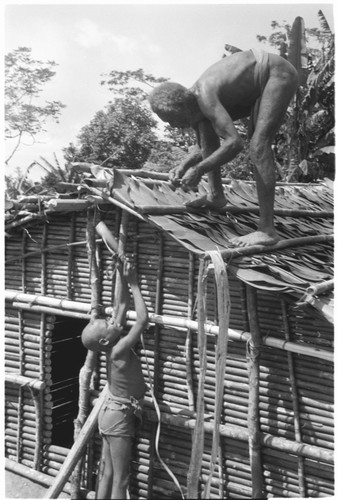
181,167,203,190
169,165,186,186
124,260,138,285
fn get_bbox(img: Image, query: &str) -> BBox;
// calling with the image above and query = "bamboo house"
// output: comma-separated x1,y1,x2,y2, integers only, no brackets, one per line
4,165,334,499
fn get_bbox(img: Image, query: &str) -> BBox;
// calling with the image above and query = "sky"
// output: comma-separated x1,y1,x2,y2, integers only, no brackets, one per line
3,1,335,181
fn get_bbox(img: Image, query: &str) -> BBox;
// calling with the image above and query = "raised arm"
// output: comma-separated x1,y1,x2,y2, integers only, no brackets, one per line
110,262,148,359
112,260,131,327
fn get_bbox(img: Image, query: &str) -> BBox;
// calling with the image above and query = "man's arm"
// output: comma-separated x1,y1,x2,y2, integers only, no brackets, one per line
180,99,243,190
111,262,148,359
113,260,130,327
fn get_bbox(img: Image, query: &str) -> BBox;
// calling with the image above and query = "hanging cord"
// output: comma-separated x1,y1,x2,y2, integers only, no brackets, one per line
140,332,185,499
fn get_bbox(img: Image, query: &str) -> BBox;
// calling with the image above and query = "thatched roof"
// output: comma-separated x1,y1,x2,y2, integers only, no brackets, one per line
5,165,334,322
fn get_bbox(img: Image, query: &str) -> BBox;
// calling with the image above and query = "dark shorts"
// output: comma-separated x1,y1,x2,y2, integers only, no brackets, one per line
98,394,143,438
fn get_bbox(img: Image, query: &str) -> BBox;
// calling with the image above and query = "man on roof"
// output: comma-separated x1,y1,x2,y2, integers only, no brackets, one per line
148,49,298,247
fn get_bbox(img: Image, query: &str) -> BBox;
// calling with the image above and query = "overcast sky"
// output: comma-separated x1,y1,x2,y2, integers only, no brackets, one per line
4,1,335,181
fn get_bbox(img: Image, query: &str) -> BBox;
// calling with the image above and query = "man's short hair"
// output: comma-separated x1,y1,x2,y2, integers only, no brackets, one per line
149,82,192,115
81,318,122,352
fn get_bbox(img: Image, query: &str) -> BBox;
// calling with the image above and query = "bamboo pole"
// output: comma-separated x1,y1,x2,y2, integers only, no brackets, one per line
147,232,164,498
5,292,333,361
139,205,334,218
185,252,196,412
306,279,334,296
246,286,265,498
5,373,45,391
44,388,109,498
71,207,100,498
143,405,333,463
282,299,306,496
5,458,72,494
216,234,333,260
187,257,208,498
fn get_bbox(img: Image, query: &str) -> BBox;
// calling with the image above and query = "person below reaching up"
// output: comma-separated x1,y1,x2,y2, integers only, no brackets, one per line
81,259,148,499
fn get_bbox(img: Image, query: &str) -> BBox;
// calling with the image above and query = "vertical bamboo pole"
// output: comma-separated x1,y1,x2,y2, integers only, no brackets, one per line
187,257,208,499
21,227,27,293
17,310,24,463
67,214,76,300
246,286,265,499
31,387,43,470
71,207,100,498
281,299,306,496
148,232,164,497
185,252,196,412
240,281,250,332
34,312,47,471
41,221,47,295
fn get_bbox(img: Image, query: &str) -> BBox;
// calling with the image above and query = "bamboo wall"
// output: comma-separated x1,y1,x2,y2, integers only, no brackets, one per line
5,206,334,498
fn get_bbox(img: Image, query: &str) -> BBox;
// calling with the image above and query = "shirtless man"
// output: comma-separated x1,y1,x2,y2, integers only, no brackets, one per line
81,260,148,499
148,49,298,247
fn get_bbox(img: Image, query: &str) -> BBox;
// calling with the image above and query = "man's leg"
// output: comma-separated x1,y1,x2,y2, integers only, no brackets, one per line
96,437,113,499
109,436,132,499
231,58,298,246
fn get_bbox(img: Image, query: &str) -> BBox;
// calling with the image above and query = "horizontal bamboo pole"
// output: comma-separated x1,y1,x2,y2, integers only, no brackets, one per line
142,407,333,463
5,373,45,391
5,291,333,361
215,234,333,260
5,458,72,494
139,205,334,218
306,279,334,296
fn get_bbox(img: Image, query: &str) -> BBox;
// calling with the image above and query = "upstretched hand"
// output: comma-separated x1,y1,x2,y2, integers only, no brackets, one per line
124,260,138,284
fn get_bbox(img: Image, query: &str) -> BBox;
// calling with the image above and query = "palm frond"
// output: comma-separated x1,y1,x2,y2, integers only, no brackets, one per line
318,10,332,35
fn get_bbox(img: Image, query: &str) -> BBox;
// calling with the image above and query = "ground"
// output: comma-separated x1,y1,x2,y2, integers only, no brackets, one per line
5,470,70,499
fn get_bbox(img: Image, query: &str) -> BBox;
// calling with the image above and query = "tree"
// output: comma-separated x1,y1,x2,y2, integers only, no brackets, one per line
64,68,192,170
5,47,66,164
63,98,158,169
257,11,334,181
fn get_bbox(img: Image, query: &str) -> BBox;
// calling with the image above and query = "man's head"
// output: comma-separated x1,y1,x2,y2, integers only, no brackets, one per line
148,82,199,128
81,318,123,352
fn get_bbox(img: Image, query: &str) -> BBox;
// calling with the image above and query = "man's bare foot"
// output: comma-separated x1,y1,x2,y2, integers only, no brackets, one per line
230,230,280,248
185,194,227,210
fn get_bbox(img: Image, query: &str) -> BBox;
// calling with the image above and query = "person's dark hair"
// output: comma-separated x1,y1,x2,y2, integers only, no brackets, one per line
148,82,196,115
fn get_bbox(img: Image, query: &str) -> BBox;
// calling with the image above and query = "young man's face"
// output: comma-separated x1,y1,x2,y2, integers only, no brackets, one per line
99,321,123,350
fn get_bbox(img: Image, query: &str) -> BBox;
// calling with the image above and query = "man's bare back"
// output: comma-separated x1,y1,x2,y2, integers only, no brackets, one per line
149,49,298,247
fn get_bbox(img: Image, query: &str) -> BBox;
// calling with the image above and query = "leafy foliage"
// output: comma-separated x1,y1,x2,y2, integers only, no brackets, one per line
5,47,66,164
63,98,158,169
257,11,334,181
64,68,194,171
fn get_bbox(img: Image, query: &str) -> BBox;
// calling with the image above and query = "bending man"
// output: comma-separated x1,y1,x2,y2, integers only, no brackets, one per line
149,49,298,247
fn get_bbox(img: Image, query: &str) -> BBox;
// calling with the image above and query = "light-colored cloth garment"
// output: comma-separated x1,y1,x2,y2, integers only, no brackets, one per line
98,391,144,438
249,48,270,137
